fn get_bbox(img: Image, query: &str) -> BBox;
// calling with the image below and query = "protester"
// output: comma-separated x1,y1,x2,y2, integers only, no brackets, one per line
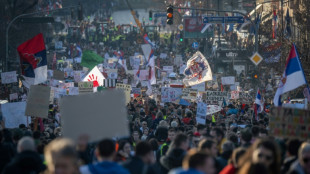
116,139,132,162
44,138,79,174
123,141,159,174
287,142,310,174
198,139,218,158
80,138,129,174
2,136,46,174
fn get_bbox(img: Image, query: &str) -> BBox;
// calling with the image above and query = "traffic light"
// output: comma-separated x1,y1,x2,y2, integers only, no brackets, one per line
254,74,258,79
149,10,153,21
78,3,83,21
167,5,173,25
179,32,183,42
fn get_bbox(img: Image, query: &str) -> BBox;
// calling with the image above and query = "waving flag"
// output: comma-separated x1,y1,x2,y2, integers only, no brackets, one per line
273,44,307,106
143,34,156,85
115,51,128,72
135,67,141,86
17,33,47,88
273,9,278,39
255,89,264,119
183,51,212,86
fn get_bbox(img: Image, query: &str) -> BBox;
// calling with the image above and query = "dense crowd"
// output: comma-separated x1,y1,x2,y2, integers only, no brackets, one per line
0,97,309,174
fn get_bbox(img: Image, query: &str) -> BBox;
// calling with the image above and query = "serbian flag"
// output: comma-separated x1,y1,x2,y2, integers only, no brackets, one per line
273,9,277,39
135,67,141,86
255,89,264,120
143,34,156,48
116,51,128,72
17,33,47,88
273,44,307,106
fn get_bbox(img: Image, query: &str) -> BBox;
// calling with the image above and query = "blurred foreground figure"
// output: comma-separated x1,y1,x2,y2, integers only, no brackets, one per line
2,136,46,174
43,138,79,174
287,142,310,174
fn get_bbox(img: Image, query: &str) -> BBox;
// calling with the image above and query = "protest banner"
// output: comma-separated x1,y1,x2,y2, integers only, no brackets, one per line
221,76,235,85
207,105,222,115
182,88,198,100
163,66,174,74
53,70,64,80
269,107,310,140
60,90,129,142
78,82,93,94
9,93,18,101
231,91,240,100
196,102,207,124
1,71,17,84
116,83,132,104
25,85,51,118
199,91,229,104
161,87,182,103
1,102,31,128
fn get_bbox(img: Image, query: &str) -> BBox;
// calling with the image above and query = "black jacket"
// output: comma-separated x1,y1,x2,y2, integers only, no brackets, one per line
122,156,160,174
2,150,46,174
160,148,186,173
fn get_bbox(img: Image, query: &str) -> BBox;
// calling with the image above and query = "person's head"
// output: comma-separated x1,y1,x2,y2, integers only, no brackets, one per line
148,138,159,151
170,120,178,128
156,111,163,119
210,128,224,143
168,128,176,141
141,121,147,129
17,136,35,153
259,128,268,137
198,139,218,157
240,128,252,145
44,138,78,174
143,128,149,136
118,140,131,156
239,138,281,174
135,141,155,164
251,126,260,138
96,139,116,161
132,130,141,142
298,142,310,174
227,132,239,147
286,139,301,157
197,124,207,135
182,149,216,174
170,133,189,151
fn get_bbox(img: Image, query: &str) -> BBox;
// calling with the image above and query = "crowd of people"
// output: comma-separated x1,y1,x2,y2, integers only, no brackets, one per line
0,98,309,174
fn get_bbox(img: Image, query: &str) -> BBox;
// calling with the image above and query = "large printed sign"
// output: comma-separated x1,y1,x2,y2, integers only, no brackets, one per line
25,85,51,118
198,91,229,104
269,107,310,140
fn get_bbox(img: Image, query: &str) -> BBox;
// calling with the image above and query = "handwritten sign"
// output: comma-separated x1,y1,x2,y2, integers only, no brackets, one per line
116,83,132,104
161,87,183,103
25,85,51,118
78,82,93,94
269,107,310,140
182,88,198,100
1,102,31,128
1,71,17,84
196,102,207,125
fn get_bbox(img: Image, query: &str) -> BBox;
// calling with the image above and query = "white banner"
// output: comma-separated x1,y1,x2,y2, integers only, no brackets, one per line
1,71,17,84
221,76,235,85
196,102,207,125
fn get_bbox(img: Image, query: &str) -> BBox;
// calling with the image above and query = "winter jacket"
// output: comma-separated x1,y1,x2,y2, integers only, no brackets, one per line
80,161,130,174
160,148,187,172
2,150,46,174
122,156,160,174
286,160,306,174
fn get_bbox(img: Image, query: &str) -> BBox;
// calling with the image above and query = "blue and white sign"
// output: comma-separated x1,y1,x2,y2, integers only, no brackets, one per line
203,16,245,24
154,13,166,17
192,42,199,49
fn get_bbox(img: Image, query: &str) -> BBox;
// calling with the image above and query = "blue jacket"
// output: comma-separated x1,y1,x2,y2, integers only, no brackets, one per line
169,168,204,174
80,161,130,174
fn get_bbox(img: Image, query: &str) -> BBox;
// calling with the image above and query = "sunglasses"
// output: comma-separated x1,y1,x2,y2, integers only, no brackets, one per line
258,153,273,161
303,158,310,164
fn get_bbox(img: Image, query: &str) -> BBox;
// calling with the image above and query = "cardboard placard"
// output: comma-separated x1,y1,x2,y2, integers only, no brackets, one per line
161,87,183,103
25,85,51,118
60,90,129,142
116,83,131,104
53,70,65,80
78,82,93,94
269,107,310,140
182,88,198,100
